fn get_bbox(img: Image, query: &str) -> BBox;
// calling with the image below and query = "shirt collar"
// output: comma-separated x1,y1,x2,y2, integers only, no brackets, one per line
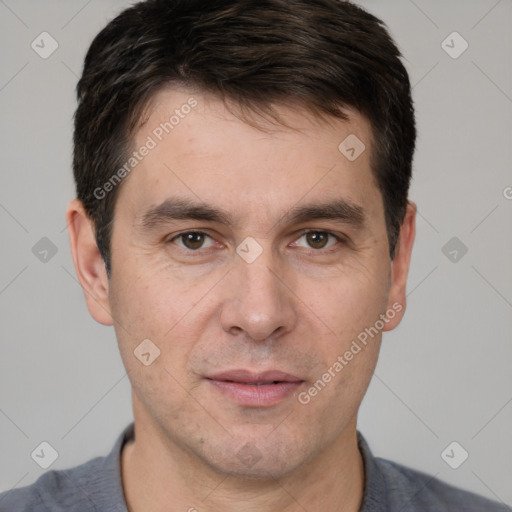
357,431,389,511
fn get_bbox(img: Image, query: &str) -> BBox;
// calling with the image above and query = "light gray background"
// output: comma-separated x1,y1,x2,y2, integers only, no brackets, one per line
1,0,511,506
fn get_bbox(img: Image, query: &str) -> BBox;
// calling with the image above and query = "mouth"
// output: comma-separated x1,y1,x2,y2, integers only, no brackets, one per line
205,369,305,407
222,381,282,386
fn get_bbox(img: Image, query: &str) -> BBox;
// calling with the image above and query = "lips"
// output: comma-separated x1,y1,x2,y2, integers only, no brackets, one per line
206,369,303,384
205,369,304,407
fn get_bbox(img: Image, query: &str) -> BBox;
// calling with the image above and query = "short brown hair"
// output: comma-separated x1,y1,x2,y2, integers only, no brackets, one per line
73,0,416,275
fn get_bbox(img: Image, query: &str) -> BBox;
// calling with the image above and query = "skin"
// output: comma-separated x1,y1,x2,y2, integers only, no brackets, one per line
67,87,416,512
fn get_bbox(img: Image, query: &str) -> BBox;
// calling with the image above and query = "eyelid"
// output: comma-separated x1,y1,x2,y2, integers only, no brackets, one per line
168,230,218,251
167,228,346,253
291,229,346,251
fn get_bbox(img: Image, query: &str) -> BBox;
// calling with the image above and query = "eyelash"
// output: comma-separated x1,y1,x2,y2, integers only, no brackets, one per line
168,229,346,254
291,229,345,252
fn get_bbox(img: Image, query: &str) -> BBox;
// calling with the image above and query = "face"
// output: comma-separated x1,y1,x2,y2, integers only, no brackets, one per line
71,87,414,479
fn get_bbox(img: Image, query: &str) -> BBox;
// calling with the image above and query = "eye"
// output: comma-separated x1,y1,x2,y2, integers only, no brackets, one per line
293,230,342,250
170,231,216,251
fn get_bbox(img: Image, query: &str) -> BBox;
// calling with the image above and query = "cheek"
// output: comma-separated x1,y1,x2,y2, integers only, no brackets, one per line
108,257,221,381
108,268,204,424
297,261,390,342
110,253,199,333
292,257,389,404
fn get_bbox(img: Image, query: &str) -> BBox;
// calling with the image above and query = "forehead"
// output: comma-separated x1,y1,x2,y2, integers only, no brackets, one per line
118,87,383,231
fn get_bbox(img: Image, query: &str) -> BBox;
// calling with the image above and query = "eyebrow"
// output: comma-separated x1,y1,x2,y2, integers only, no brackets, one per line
137,196,367,232
279,199,366,230
138,197,233,230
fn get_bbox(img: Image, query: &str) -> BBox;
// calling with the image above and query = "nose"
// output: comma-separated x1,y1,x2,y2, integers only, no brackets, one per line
220,248,298,343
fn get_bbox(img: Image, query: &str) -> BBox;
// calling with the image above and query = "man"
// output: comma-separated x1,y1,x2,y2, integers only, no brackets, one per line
1,0,508,510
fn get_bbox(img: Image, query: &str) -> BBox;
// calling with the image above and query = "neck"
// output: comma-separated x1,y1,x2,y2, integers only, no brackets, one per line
121,416,364,512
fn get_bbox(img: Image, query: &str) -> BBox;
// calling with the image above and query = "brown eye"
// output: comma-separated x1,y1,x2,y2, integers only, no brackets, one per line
294,231,340,250
182,232,204,249
306,232,329,249
171,232,215,250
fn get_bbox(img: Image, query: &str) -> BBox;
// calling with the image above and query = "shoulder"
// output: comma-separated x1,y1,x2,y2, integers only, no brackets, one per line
375,457,510,511
357,432,510,512
0,455,104,511
0,424,132,512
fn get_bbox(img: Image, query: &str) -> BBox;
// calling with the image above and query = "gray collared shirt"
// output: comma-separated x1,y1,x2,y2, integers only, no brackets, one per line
1,423,509,511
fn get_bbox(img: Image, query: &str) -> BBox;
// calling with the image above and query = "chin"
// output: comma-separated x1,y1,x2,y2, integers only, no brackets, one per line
209,457,300,481
199,436,311,481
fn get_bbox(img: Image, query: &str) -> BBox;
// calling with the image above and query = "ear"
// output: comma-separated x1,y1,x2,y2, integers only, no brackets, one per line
66,199,113,326
382,200,416,331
